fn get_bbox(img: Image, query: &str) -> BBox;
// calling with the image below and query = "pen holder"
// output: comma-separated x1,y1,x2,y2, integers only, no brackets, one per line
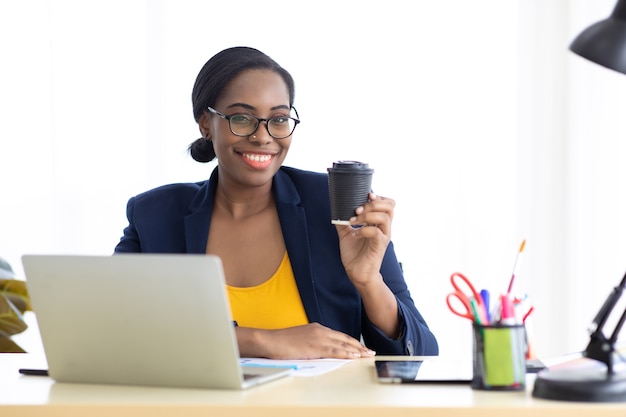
471,323,527,391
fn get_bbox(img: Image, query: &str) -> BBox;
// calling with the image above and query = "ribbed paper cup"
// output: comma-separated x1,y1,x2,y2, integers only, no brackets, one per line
327,161,374,225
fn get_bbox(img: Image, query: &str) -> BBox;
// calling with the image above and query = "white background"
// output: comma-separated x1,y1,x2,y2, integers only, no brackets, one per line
3,0,626,360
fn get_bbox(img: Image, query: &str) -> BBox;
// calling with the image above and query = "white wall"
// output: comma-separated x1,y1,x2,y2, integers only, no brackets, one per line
2,0,625,360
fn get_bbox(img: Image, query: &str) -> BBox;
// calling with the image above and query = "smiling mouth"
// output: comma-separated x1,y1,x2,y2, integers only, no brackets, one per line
239,152,275,169
242,153,273,163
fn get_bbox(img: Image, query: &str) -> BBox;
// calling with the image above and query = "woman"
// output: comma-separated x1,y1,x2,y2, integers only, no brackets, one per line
115,46,438,359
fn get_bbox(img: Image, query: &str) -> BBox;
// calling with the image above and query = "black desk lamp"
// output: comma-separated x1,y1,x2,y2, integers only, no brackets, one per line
532,0,626,402
568,0,626,73
532,273,626,401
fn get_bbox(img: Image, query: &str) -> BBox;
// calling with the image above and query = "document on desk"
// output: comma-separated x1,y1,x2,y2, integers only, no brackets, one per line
240,358,351,377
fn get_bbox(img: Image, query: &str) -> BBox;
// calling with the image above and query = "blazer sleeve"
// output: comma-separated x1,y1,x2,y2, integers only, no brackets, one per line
113,181,208,254
114,196,142,253
360,242,439,356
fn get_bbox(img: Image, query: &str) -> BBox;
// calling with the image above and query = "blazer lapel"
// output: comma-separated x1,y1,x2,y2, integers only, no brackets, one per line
184,209,211,254
274,170,322,324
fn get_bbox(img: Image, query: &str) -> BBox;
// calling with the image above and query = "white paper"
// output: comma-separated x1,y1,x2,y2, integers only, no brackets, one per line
240,358,351,377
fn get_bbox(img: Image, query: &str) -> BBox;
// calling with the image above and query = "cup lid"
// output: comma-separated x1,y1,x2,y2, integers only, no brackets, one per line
328,160,373,172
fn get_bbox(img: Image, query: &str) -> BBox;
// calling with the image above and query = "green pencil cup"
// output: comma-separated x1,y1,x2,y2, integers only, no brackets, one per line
471,324,527,391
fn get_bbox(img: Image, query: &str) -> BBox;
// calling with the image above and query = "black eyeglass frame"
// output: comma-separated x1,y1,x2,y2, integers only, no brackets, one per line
206,106,300,139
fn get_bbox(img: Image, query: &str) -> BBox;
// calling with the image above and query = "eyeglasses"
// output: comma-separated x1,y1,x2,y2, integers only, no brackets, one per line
206,107,300,139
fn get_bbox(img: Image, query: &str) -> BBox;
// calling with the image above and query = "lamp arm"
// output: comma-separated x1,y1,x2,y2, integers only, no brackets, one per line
609,308,626,346
583,272,626,374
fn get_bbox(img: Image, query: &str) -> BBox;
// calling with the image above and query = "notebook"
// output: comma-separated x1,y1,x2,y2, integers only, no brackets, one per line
21,253,291,389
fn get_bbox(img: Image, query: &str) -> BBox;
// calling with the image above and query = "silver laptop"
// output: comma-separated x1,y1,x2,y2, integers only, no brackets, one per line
21,254,291,389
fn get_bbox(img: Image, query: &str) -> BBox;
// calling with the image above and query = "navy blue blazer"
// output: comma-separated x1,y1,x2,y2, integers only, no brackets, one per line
115,166,438,355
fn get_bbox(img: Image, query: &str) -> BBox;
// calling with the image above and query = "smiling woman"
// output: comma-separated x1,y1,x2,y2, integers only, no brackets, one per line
113,46,439,360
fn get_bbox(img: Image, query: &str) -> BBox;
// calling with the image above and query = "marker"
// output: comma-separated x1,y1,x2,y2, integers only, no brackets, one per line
480,289,491,323
499,294,517,325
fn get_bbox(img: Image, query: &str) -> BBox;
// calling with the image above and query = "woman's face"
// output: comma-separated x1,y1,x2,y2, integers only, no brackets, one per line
200,69,293,190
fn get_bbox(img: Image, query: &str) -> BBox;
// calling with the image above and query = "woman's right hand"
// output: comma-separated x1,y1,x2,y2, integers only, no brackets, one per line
235,322,375,360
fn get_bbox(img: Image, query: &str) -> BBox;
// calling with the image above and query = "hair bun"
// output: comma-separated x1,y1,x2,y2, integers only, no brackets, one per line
188,137,216,163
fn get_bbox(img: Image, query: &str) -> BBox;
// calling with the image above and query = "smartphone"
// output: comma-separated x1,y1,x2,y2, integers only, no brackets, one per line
375,358,473,384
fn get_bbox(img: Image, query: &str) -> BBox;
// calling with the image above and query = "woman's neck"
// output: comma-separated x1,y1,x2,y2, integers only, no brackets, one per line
214,180,275,221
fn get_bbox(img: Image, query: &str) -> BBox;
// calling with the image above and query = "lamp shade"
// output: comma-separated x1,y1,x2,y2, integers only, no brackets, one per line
570,0,626,74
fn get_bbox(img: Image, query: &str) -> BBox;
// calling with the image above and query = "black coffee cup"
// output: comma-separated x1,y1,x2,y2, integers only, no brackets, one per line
327,161,374,225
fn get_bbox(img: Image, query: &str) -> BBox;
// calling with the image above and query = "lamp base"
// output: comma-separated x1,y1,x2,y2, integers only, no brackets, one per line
532,357,626,402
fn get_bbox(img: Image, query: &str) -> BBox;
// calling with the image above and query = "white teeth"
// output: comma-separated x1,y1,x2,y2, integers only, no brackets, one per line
243,153,272,162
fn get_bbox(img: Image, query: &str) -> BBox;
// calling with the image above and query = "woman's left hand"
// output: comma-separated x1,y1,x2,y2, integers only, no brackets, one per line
336,193,395,288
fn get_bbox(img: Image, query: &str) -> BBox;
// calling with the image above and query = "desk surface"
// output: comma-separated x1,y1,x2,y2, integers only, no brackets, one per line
1,353,625,417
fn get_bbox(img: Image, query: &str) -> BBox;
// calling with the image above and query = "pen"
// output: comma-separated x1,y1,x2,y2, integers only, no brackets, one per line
18,368,49,376
480,289,491,323
470,298,483,325
242,363,299,370
522,305,534,323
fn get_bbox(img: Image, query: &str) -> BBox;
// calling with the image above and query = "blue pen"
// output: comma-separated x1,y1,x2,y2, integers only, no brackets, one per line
480,289,491,323
242,363,299,370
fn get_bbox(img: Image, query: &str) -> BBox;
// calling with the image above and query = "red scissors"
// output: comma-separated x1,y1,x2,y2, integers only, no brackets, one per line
445,272,488,324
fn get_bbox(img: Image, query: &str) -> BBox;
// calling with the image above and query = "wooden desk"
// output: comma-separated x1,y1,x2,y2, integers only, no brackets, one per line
1,353,625,417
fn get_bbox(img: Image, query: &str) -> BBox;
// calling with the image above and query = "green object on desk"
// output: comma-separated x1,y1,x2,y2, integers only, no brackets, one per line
483,327,517,386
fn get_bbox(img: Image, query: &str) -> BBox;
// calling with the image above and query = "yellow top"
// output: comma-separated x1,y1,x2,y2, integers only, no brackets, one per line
226,252,309,329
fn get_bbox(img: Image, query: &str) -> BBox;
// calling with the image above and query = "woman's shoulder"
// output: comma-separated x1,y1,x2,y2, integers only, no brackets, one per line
131,181,208,204
278,166,327,184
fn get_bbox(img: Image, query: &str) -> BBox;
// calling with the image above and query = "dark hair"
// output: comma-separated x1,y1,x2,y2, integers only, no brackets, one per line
188,46,296,163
